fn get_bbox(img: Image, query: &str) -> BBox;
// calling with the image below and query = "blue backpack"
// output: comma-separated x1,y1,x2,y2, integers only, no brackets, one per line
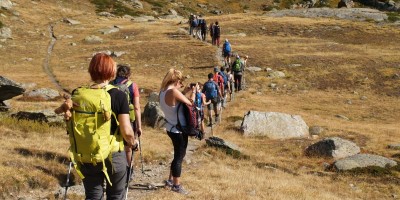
191,19,199,27
203,81,218,99
219,71,228,87
224,42,231,53
194,92,203,109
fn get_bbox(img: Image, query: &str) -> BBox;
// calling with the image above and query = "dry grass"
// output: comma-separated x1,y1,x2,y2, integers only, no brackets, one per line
0,0,399,199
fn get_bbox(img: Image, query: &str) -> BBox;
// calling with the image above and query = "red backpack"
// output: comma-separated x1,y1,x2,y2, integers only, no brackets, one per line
176,103,203,140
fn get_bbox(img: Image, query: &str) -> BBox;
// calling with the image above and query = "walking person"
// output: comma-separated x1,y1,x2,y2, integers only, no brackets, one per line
61,53,137,199
203,73,222,126
222,39,232,67
159,69,196,195
226,68,234,101
200,18,207,41
112,65,143,178
194,83,210,135
209,22,215,45
188,13,194,35
231,55,244,91
213,21,221,47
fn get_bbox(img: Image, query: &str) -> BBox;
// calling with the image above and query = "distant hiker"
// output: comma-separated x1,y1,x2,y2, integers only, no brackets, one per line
231,55,244,91
194,82,210,134
213,67,225,109
112,65,142,170
63,53,137,199
226,68,234,101
209,22,215,45
159,69,196,195
203,73,222,125
219,66,229,107
200,18,207,41
191,15,199,38
212,21,221,47
189,14,194,35
222,39,232,67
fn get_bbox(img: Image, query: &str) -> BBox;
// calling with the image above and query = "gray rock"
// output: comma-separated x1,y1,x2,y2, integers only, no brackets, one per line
55,185,85,199
210,10,223,15
268,71,285,78
169,9,178,16
84,35,103,43
63,18,81,25
0,0,12,10
24,88,60,100
360,96,368,100
0,27,12,39
234,120,242,128
159,15,183,20
0,76,25,101
309,126,324,135
130,0,143,9
0,101,9,111
11,109,64,125
197,3,207,9
268,83,277,88
388,144,400,150
131,16,156,22
241,111,309,139
205,136,241,156
305,137,360,159
99,27,119,35
111,51,126,57
288,64,302,68
335,114,350,120
98,12,115,17
147,92,159,103
246,67,262,72
143,102,166,128
333,154,398,171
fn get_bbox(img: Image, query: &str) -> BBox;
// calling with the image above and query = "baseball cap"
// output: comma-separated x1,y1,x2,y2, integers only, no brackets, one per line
214,67,220,72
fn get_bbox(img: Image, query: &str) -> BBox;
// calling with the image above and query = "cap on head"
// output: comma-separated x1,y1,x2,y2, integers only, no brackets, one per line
225,39,228,42
214,67,220,72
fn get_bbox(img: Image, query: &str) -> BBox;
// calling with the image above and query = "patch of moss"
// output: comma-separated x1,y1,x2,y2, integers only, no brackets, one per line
345,166,393,177
387,12,400,22
90,0,143,17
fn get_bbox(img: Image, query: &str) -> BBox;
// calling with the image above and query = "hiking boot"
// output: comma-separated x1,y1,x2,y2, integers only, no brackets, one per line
164,179,173,188
171,185,189,195
215,116,220,123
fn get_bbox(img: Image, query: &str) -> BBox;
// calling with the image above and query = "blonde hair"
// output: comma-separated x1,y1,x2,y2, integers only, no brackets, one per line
160,68,184,91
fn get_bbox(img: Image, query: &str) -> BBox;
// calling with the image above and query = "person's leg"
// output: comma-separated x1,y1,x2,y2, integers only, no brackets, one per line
81,164,105,200
167,132,189,185
106,151,128,200
238,74,243,91
234,74,239,92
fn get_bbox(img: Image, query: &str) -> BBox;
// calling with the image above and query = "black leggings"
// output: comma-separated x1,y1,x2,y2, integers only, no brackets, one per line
234,73,242,91
167,132,188,177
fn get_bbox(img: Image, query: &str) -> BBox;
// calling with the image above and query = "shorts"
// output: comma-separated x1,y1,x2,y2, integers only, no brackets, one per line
223,51,231,58
206,97,218,110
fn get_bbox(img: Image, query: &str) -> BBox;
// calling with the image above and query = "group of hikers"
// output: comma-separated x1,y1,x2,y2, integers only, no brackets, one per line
188,14,221,46
55,17,249,198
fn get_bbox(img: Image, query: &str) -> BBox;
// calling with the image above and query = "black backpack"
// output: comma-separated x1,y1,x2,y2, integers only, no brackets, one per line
176,103,203,140
214,25,220,37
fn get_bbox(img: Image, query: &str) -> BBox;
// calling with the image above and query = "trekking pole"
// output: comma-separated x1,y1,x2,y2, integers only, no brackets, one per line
125,149,135,200
139,136,144,174
64,162,72,200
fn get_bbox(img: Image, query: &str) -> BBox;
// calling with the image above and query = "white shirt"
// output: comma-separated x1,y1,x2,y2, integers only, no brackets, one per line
159,88,186,133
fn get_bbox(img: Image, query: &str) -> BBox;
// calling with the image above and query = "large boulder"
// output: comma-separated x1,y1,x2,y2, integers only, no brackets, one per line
0,27,12,39
0,76,25,101
333,154,398,171
24,88,60,100
147,92,159,103
241,111,309,139
11,110,64,125
305,137,360,159
205,136,241,156
0,0,13,10
143,102,166,128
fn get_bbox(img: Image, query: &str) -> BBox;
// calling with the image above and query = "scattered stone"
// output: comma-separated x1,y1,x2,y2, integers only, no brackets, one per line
246,67,262,72
268,83,277,88
54,185,85,199
210,10,223,15
234,120,242,128
333,154,397,171
0,76,25,101
261,26,266,30
335,114,350,120
305,137,360,159
143,102,166,128
11,109,64,125
84,35,103,43
24,88,60,100
266,67,273,72
70,42,76,46
159,15,183,20
147,92,159,103
131,16,156,22
0,0,13,10
99,27,119,35
241,111,309,139
309,126,324,135
205,136,241,156
169,9,178,16
268,71,285,78
388,144,400,150
197,3,207,9
346,99,352,104
130,0,143,9
360,96,368,100
63,18,81,25
111,51,126,57
288,63,302,68
98,12,115,17
0,27,12,39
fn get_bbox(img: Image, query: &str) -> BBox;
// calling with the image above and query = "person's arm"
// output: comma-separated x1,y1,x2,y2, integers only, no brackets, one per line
119,114,136,147
174,85,196,106
133,96,142,137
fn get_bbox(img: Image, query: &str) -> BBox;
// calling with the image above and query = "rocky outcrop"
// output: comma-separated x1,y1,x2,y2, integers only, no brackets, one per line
267,8,388,22
388,144,400,150
305,137,360,159
338,0,354,8
11,110,65,125
241,111,309,139
309,126,324,135
98,27,120,35
0,76,25,101
84,35,103,43
333,154,398,171
205,136,241,156
147,92,159,103
24,88,60,100
356,0,400,12
63,18,81,25
0,27,12,39
143,102,166,128
0,0,13,10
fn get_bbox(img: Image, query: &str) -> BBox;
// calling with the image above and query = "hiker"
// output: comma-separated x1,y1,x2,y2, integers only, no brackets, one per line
226,68,234,101
209,22,215,45
222,39,232,67
203,73,222,126
61,53,137,199
194,82,210,134
188,14,194,35
111,65,142,167
159,69,196,195
231,55,244,91
219,66,229,107
212,21,221,47
200,18,207,41
191,15,199,38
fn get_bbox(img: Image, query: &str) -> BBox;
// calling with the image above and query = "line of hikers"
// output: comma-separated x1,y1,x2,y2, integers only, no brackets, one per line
188,14,221,46
55,35,249,198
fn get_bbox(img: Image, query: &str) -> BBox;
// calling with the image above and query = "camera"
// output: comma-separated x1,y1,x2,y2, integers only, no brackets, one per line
190,83,196,88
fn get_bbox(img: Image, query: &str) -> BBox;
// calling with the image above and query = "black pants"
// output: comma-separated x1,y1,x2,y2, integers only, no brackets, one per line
234,73,242,91
167,132,189,177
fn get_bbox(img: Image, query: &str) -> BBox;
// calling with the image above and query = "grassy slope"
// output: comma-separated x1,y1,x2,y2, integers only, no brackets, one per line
0,0,399,199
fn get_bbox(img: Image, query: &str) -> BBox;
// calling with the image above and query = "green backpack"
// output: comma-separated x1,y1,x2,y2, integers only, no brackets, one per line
112,80,135,122
67,85,123,186
233,59,241,72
